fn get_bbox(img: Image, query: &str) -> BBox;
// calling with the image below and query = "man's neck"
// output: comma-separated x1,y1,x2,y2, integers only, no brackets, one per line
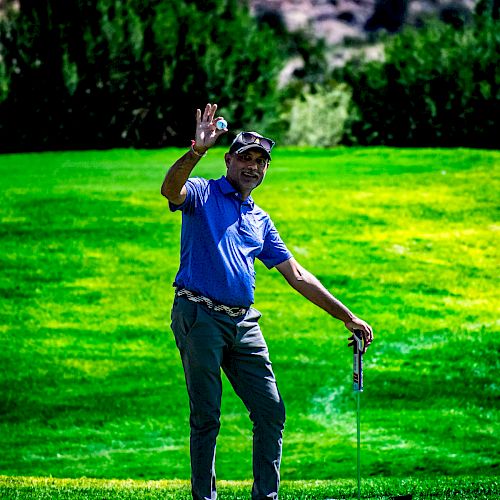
225,176,251,200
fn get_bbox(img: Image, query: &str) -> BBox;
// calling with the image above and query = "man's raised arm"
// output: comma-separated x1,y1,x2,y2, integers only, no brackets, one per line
161,103,227,205
276,257,374,352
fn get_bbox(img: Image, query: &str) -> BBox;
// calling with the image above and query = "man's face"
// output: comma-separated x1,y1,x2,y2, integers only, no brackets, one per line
225,149,269,195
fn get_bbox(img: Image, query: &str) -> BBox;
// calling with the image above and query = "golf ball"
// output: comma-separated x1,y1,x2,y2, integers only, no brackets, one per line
216,118,227,130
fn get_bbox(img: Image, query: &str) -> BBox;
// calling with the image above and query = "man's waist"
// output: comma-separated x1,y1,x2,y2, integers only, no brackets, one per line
172,275,253,307
174,285,249,317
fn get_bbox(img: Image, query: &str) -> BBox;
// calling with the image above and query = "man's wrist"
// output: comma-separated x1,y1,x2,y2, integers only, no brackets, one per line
337,310,355,324
191,140,208,157
343,314,357,327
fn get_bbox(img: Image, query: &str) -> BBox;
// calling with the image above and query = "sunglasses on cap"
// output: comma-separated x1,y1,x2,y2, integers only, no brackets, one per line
230,131,276,159
237,132,275,152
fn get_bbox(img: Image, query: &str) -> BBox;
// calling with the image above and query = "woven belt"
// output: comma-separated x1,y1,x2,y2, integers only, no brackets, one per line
176,288,247,317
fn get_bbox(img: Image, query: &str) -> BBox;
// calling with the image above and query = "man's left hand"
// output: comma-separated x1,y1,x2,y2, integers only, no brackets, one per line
194,103,227,153
346,318,373,353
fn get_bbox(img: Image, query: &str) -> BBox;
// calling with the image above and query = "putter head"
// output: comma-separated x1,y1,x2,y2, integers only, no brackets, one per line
353,329,364,392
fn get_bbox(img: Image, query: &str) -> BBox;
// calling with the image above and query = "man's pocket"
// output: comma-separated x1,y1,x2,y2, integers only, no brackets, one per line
171,296,199,346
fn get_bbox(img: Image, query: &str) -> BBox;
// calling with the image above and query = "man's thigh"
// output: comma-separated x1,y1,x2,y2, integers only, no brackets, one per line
171,296,227,410
171,296,226,361
223,308,284,419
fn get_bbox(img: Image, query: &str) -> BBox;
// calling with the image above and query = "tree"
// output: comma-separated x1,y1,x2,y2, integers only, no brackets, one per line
0,0,288,151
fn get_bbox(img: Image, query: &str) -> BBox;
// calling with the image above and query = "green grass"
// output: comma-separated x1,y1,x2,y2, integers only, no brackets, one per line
0,475,498,499
0,147,498,493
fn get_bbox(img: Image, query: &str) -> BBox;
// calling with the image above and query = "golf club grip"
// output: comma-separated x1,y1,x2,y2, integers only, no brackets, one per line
353,329,364,392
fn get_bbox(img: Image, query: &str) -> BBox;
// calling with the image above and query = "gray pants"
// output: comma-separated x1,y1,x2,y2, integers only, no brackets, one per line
171,295,286,500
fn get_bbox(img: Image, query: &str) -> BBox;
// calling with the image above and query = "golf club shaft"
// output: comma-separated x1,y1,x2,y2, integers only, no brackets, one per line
353,330,364,500
357,390,361,500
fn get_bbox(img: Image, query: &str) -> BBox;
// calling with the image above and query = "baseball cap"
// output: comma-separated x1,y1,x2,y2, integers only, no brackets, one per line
229,131,276,160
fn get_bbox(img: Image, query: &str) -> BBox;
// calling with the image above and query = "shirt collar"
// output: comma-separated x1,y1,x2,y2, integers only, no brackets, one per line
217,176,254,208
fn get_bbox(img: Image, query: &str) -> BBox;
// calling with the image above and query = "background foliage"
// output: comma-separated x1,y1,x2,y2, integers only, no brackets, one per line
0,0,498,151
337,11,500,147
0,0,289,151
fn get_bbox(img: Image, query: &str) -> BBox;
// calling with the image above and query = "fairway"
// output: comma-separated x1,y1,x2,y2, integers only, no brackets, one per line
0,147,498,492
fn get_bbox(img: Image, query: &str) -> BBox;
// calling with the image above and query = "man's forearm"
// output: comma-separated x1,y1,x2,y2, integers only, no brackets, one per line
161,148,205,202
280,262,355,323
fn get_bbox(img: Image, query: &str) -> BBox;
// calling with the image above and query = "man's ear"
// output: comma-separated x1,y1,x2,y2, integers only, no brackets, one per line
224,153,231,167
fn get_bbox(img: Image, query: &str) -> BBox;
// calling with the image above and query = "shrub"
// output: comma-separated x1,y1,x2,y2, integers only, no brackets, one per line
283,84,353,147
338,11,499,148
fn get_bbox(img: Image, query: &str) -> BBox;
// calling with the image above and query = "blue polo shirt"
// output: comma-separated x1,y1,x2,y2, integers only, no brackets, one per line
170,176,292,307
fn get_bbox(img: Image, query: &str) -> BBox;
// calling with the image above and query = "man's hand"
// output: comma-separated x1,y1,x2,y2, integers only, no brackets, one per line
346,318,373,353
161,103,228,204
193,103,228,154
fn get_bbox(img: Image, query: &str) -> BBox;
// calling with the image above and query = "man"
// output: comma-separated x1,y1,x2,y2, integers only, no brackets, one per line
161,103,373,500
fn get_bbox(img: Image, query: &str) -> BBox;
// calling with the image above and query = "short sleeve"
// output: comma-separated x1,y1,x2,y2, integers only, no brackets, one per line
258,219,293,269
169,177,209,214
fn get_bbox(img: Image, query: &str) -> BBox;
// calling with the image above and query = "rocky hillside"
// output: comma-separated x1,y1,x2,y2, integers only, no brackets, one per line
249,0,476,45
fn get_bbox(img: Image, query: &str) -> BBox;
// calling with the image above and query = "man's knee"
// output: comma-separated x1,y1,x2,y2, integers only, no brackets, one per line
273,397,286,429
190,407,222,434
252,396,286,431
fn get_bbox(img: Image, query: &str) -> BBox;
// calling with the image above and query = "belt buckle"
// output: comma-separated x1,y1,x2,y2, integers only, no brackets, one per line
231,306,246,317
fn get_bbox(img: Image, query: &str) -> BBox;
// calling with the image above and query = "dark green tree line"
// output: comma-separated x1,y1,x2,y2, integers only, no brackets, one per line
0,0,288,151
1,0,498,151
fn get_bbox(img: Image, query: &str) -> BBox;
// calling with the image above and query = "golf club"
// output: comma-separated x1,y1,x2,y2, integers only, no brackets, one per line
352,331,412,500
352,329,364,500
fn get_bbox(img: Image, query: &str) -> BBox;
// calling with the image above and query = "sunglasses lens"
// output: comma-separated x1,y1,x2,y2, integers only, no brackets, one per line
240,132,274,152
241,132,255,143
260,138,274,151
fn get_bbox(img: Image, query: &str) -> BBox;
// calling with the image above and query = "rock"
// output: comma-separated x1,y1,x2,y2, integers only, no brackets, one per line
250,0,476,45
